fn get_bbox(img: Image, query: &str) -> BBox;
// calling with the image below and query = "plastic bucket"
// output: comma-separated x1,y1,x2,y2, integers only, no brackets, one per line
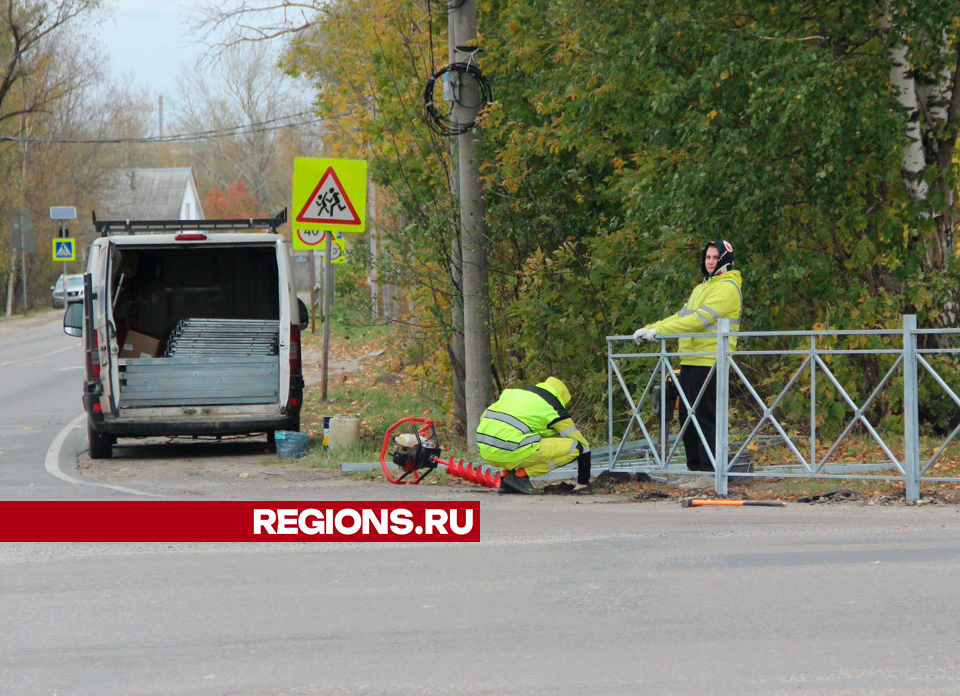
275,430,310,458
328,415,361,450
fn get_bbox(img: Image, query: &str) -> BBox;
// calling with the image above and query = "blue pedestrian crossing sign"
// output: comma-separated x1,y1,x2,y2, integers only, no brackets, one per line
52,238,75,262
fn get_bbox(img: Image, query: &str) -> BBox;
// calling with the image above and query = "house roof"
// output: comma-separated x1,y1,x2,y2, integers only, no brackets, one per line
97,167,203,220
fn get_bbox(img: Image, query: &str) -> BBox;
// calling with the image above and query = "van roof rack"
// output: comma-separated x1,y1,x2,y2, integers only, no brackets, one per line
92,208,287,236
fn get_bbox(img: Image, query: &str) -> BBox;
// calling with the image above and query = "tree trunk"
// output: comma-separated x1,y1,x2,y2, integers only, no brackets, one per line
5,251,16,316
888,25,960,328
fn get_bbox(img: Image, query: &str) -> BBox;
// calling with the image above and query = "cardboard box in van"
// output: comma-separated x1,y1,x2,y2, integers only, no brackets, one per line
119,330,160,358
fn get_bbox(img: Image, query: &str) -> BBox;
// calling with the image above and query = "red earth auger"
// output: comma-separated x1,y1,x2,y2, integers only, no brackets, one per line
380,416,501,489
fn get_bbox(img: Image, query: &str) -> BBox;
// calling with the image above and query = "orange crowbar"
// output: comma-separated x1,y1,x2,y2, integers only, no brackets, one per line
681,499,785,508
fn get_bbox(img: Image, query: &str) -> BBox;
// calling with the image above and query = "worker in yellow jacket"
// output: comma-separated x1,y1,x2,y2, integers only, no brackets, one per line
633,239,742,472
476,377,591,495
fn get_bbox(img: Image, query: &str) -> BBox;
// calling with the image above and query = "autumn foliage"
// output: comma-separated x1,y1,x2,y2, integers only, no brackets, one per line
203,178,265,219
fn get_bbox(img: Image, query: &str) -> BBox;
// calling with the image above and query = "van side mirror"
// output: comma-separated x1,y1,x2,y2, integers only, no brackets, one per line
63,302,83,337
297,298,309,331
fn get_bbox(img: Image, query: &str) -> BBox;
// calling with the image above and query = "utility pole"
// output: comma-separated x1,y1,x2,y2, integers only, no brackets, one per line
452,0,492,449
447,6,467,438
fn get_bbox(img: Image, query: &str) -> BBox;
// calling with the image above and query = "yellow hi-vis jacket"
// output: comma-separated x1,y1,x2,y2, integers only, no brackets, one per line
646,270,742,366
476,377,589,464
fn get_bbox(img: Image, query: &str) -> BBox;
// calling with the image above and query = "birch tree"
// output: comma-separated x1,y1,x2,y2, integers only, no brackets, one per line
885,2,960,327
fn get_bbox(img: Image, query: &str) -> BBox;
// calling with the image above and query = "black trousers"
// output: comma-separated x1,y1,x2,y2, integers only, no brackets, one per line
677,365,717,472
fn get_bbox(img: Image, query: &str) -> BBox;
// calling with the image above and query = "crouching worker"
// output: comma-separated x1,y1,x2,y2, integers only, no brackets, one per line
476,377,591,495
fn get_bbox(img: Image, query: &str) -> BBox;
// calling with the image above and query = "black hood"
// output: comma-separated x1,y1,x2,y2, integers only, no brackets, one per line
700,239,734,278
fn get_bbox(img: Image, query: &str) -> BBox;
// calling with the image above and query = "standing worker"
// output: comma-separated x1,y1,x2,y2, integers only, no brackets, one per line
633,240,742,476
476,377,591,495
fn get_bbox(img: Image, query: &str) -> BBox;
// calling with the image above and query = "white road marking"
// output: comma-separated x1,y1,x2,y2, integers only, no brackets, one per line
45,413,162,497
1,344,74,368
55,366,83,371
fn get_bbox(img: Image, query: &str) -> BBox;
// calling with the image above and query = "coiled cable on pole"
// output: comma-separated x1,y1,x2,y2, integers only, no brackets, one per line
423,61,492,136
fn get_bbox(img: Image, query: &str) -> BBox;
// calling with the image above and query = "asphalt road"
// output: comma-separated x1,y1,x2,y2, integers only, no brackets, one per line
0,311,93,499
2,313,960,696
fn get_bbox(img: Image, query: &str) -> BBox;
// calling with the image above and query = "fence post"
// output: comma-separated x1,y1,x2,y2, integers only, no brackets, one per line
607,337,614,468
715,318,730,495
902,314,920,500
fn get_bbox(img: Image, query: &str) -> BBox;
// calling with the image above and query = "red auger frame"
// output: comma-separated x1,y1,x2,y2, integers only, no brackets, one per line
380,416,501,488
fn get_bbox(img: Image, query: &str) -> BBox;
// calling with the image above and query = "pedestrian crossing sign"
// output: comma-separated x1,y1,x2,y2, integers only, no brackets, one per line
292,157,367,235
52,238,75,262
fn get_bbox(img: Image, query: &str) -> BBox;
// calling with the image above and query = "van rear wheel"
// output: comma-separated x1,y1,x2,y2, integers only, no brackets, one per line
88,422,113,459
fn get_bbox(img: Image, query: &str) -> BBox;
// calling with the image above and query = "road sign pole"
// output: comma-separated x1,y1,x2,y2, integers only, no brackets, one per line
309,250,317,334
321,232,334,402
60,222,67,304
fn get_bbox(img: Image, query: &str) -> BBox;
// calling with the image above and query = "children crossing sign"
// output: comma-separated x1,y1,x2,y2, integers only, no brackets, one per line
292,157,367,240
52,238,75,262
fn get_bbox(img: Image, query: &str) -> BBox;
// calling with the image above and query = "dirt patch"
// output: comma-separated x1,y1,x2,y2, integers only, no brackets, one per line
537,471,960,506
792,487,960,506
300,332,394,393
543,471,655,496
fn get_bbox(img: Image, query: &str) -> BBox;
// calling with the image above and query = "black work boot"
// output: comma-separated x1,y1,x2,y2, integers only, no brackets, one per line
501,470,541,495
574,451,592,492
498,472,521,494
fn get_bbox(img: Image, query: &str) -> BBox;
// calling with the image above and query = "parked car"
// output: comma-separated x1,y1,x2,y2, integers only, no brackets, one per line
51,274,85,307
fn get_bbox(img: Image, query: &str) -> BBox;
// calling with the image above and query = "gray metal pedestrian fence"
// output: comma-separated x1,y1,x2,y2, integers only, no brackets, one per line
606,315,960,499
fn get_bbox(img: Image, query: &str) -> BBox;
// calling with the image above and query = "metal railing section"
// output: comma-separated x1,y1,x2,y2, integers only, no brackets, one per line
606,315,960,499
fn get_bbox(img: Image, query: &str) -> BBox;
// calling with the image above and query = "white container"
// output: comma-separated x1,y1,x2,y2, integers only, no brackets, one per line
328,415,361,450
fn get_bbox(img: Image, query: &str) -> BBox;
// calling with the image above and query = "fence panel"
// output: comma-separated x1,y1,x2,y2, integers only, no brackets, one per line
606,315,960,499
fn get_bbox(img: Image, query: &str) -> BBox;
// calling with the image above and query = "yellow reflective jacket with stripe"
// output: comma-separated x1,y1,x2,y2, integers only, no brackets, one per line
476,377,579,464
647,270,742,366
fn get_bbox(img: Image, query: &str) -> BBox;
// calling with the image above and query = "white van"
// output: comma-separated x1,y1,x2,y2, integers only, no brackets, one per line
64,211,308,458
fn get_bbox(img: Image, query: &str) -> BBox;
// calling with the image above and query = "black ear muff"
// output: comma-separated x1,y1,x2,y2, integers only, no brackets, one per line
701,239,734,277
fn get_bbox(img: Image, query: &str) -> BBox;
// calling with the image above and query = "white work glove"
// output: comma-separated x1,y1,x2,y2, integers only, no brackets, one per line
632,327,657,344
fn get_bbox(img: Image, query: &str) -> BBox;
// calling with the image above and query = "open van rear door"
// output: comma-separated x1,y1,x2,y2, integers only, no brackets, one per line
88,243,119,414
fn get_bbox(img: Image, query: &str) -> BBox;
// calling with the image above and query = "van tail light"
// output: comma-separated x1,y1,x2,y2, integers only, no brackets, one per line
89,330,101,380
289,325,302,376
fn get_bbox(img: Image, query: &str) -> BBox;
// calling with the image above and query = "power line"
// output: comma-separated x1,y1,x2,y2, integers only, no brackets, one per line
0,111,321,144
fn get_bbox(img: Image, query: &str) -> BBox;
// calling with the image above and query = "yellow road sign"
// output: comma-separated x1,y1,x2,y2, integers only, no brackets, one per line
292,157,367,239
294,230,347,263
52,238,75,262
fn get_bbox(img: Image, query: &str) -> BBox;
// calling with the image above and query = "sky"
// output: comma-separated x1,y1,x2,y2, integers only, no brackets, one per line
94,0,205,99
